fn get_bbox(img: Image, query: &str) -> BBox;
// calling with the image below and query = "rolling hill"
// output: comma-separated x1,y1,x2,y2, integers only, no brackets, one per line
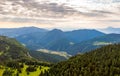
99,27,120,34
46,38,73,51
40,29,66,44
0,36,69,63
0,26,47,37
65,29,105,42
43,44,120,76
16,29,105,53
0,36,30,64
16,31,47,50
67,34,120,55
0,37,51,76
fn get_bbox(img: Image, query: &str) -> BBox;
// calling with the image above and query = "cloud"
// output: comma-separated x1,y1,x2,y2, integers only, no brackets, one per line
0,0,117,21
98,20,120,22
92,10,114,14
0,0,81,18
0,0,120,29
112,0,120,3
92,0,120,3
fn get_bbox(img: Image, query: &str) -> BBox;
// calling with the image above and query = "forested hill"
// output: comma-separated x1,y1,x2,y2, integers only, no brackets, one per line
43,44,120,76
67,34,120,55
0,36,30,64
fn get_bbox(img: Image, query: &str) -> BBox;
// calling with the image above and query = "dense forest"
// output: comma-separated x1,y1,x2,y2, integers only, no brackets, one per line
43,44,120,76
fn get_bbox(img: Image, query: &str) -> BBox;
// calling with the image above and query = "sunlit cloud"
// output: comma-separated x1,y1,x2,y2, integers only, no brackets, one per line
0,0,120,30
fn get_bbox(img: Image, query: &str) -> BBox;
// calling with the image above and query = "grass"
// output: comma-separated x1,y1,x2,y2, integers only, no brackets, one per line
28,66,49,76
0,66,4,76
0,52,3,55
93,41,112,46
0,69,4,76
0,64,49,76
19,65,49,76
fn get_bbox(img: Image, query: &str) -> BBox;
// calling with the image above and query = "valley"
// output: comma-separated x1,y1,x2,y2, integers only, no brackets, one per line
0,27,119,76
0,0,120,75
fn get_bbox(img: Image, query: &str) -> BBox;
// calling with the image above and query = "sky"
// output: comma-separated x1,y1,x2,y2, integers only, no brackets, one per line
0,0,120,30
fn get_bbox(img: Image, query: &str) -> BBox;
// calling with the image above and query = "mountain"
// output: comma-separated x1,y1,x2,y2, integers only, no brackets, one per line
0,26,47,37
65,29,105,42
99,27,120,34
45,29,105,52
40,29,66,44
0,36,30,64
46,38,73,51
0,36,69,64
16,29,66,50
16,29,105,53
67,34,120,55
16,31,47,50
43,44,120,76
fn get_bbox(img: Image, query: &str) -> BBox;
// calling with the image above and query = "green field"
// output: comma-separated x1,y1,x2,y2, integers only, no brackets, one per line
0,69,4,76
93,41,112,46
0,64,49,76
0,66,4,76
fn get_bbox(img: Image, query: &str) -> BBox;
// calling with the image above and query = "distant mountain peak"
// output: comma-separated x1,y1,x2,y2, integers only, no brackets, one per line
70,29,101,32
99,27,120,34
22,26,38,28
0,26,48,37
51,29,63,32
49,29,64,34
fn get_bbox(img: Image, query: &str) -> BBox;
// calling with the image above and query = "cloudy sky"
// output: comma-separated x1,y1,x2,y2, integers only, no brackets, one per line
0,0,120,30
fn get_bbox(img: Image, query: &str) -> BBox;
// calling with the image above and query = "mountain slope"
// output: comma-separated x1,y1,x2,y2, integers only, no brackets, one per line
51,29,105,52
16,29,67,50
65,29,105,42
46,38,73,51
99,27,120,34
41,29,66,44
16,29,105,53
16,31,47,50
0,36,70,64
67,34,120,55
0,36,30,64
0,26,47,37
44,44,120,76
29,50,69,63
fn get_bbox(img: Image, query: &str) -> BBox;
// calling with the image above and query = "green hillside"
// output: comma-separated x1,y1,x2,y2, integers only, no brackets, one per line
0,63,49,76
67,34,120,55
0,36,30,64
44,44,120,76
0,36,51,76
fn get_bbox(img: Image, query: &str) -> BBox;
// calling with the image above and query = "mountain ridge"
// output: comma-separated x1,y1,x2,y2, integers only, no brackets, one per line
15,28,105,53
0,26,47,37
67,33,120,55
43,43,120,76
